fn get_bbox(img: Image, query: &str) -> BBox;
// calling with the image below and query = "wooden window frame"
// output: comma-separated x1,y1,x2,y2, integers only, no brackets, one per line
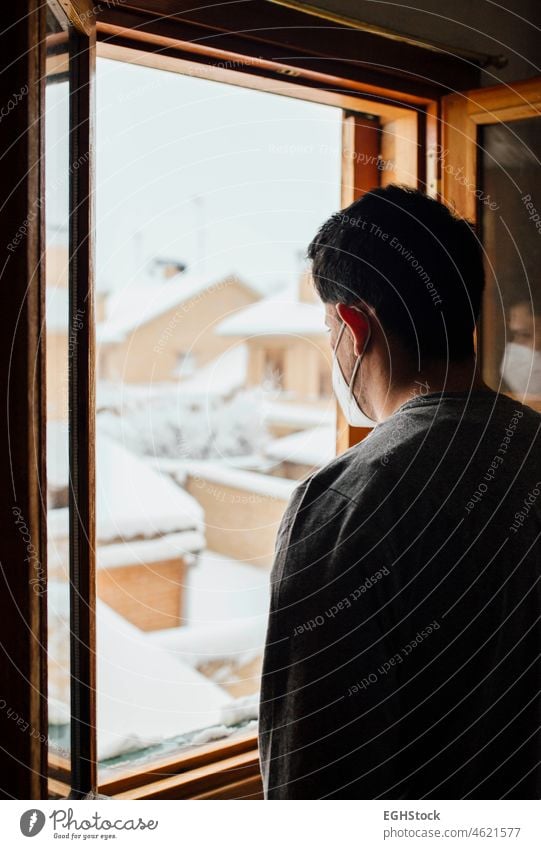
0,0,96,802
441,78,541,403
441,79,541,221
0,0,48,801
47,0,98,801
68,20,97,799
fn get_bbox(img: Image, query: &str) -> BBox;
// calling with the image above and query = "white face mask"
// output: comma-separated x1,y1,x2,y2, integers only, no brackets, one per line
332,314,377,427
501,342,541,396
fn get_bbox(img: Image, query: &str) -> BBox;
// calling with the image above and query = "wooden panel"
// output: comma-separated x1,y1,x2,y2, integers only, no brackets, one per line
48,777,71,798
0,0,48,801
440,78,541,410
97,559,187,631
68,23,97,798
96,2,479,102
466,77,541,124
113,750,261,799
440,93,478,221
193,774,263,799
379,110,418,189
48,750,71,781
440,78,541,223
57,0,95,34
341,112,381,199
97,38,419,123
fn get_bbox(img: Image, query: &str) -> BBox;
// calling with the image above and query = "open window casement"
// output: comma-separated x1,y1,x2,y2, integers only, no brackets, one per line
441,79,541,410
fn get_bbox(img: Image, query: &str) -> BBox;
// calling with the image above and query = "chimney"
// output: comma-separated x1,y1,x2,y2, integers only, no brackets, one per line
152,258,187,280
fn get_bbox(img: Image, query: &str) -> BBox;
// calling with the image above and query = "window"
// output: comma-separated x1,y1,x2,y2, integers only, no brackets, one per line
480,117,541,405
36,14,423,798
441,80,541,415
92,55,342,778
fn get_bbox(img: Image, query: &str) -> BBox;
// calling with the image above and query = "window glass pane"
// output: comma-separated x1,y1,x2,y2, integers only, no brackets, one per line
480,117,541,406
45,7,71,789
94,57,341,774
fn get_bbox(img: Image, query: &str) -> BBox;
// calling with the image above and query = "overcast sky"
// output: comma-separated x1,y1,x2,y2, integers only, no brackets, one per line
93,58,342,294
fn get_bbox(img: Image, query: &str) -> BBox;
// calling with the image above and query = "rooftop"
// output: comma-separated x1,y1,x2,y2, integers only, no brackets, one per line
216,285,326,338
97,271,259,344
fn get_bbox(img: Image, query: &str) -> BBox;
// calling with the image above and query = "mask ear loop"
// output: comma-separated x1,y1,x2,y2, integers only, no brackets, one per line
333,320,347,356
348,307,371,395
352,306,372,357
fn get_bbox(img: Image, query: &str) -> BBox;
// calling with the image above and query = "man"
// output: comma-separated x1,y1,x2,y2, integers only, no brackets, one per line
501,298,541,398
259,185,541,799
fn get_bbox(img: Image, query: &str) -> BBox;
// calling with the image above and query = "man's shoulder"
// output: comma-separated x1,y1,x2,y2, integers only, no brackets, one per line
299,420,400,506
302,392,541,506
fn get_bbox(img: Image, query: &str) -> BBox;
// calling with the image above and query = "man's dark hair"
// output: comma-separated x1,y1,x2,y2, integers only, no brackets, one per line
307,185,485,361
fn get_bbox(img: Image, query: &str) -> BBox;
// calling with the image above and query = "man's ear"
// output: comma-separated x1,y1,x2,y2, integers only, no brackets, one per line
336,303,371,357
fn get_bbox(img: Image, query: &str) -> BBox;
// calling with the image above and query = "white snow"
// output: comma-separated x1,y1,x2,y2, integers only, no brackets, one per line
97,531,204,569
97,384,269,460
97,380,187,409
175,344,247,399
46,287,69,333
220,694,259,726
147,617,266,669
47,421,69,490
96,433,204,540
47,508,69,541
184,550,270,626
48,581,234,761
147,551,270,667
47,426,204,543
179,460,297,500
189,718,257,747
265,425,335,467
216,286,326,337
263,399,336,429
151,453,277,478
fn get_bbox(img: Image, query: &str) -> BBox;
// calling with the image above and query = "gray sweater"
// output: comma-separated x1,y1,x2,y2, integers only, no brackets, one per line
259,389,541,799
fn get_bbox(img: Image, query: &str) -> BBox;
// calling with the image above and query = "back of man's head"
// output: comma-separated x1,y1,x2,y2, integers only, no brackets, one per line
308,185,485,362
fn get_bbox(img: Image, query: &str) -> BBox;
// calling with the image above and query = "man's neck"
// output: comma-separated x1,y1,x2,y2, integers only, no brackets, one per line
378,358,490,421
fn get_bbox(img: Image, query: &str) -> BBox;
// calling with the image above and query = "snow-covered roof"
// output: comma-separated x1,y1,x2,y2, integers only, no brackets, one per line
263,400,335,429
48,582,233,760
97,271,258,344
265,425,335,467
96,435,204,542
96,380,185,411
175,344,247,400
47,423,204,543
97,531,204,570
216,286,326,337
174,460,297,501
149,549,269,664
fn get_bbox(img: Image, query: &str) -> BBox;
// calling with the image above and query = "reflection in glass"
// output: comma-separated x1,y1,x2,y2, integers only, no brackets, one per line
480,117,541,403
